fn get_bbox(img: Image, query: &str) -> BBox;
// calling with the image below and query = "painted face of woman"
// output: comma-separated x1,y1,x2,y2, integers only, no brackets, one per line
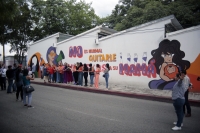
48,50,56,62
161,52,174,63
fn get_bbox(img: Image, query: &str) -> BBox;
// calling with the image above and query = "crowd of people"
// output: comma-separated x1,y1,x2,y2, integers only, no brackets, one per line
39,62,110,89
0,62,193,129
0,63,34,108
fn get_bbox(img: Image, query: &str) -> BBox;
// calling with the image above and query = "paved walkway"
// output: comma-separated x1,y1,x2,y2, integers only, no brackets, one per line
31,78,200,106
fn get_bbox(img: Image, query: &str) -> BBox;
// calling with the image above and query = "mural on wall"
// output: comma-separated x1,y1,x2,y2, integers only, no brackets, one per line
28,46,65,77
47,46,65,66
28,52,46,78
186,54,200,92
148,39,190,90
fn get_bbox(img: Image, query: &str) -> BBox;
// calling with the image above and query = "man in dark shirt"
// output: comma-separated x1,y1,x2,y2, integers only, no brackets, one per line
6,65,15,93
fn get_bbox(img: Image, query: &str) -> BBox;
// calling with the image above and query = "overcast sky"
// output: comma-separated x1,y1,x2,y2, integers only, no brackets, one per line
0,0,119,59
83,0,119,17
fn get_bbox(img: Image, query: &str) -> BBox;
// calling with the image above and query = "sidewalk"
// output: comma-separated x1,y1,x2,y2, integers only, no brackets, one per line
31,78,200,107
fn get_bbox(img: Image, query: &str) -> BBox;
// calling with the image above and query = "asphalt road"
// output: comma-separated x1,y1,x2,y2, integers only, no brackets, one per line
0,84,199,133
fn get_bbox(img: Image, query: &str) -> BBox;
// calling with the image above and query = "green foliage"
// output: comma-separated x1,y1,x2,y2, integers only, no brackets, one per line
31,0,100,40
103,0,200,31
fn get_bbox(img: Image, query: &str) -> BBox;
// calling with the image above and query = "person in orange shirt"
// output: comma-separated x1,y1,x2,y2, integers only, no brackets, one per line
94,64,101,89
48,64,54,83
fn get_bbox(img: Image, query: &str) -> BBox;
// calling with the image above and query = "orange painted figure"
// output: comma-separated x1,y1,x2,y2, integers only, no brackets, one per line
94,64,101,89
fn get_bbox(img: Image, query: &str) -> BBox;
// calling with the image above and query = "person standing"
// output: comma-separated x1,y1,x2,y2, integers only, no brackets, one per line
43,64,48,83
23,69,34,108
183,83,192,117
89,63,94,87
32,63,36,77
48,64,54,83
0,65,6,90
58,63,64,83
77,62,83,86
12,63,17,92
15,65,23,101
6,65,15,93
94,64,101,89
171,70,188,131
40,64,44,79
52,65,57,83
66,64,73,84
103,63,110,89
63,63,68,83
83,63,88,86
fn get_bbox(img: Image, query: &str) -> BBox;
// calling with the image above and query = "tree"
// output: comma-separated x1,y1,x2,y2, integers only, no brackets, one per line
103,0,200,31
9,1,33,64
31,0,100,41
0,0,18,64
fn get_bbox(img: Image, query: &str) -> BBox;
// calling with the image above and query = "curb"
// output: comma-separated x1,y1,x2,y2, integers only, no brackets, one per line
32,81,200,107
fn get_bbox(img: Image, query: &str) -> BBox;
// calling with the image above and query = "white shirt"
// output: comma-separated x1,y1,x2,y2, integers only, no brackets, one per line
32,65,36,72
40,66,44,71
183,75,190,91
1,68,7,77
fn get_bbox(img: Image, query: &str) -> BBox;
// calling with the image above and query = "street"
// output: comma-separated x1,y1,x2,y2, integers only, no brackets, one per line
0,84,199,133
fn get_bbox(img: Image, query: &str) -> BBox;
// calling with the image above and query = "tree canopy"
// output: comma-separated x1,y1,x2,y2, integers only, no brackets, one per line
103,0,200,31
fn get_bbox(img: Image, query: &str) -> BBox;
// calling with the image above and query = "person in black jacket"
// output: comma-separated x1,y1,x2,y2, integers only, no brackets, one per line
6,65,18,93
83,63,88,86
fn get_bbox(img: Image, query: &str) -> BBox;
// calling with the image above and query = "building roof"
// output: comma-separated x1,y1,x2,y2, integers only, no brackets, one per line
30,32,73,46
100,15,183,41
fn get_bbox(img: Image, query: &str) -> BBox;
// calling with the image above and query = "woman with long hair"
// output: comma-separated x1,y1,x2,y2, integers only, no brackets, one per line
148,39,190,90
77,62,83,86
89,63,94,87
94,64,101,89
83,63,88,86
104,63,110,89
23,69,34,108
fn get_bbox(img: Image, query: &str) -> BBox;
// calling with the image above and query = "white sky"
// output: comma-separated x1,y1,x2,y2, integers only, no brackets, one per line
0,0,119,59
83,0,119,17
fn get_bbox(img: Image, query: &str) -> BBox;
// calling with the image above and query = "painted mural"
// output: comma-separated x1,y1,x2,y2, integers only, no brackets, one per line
28,40,200,92
148,39,190,90
47,46,65,66
28,46,65,77
28,52,45,78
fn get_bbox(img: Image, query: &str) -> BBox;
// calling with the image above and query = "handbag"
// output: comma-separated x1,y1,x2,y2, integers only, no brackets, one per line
24,85,35,93
103,74,105,77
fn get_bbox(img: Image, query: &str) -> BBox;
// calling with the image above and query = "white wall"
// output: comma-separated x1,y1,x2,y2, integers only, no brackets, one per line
166,25,200,62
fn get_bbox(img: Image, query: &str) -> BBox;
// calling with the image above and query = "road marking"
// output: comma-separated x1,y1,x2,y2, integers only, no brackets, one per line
66,108,120,122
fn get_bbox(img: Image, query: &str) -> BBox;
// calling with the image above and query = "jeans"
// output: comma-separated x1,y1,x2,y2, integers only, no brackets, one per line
59,73,63,83
173,98,185,127
48,74,53,82
90,75,94,86
56,72,60,83
0,77,6,90
104,73,109,88
183,89,191,114
23,88,32,105
16,85,23,100
7,79,13,93
78,72,83,86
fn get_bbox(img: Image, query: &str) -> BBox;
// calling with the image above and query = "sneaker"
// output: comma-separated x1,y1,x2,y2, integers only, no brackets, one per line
172,126,181,130
24,104,28,106
173,122,183,127
27,105,34,108
185,114,191,117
